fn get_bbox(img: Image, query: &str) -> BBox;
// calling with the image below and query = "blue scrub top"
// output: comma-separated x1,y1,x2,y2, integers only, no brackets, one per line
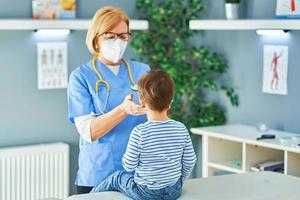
67,58,150,187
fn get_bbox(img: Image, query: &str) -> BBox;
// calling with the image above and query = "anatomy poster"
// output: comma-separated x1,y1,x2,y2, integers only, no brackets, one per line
276,0,300,18
37,42,68,90
262,45,288,95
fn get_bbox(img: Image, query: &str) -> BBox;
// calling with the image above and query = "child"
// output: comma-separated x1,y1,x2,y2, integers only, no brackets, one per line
91,69,197,200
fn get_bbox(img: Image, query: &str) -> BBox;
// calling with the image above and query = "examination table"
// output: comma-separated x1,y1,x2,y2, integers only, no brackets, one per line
63,172,300,200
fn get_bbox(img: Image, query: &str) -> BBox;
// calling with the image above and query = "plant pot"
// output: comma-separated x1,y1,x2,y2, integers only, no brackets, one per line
225,3,240,20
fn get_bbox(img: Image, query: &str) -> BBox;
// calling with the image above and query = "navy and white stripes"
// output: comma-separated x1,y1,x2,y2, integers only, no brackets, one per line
122,120,197,190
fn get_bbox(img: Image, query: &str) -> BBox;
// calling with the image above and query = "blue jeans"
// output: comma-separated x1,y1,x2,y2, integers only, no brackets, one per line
91,170,183,200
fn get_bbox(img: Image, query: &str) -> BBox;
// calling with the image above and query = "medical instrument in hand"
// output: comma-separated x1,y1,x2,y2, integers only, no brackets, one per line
92,56,138,114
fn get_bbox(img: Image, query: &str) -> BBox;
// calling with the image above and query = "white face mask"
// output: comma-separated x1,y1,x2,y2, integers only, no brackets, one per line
100,39,128,63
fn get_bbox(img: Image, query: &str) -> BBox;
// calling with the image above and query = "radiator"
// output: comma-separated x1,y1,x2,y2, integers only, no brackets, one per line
0,143,69,200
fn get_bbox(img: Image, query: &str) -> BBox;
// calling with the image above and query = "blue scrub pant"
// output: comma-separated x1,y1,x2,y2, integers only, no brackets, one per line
91,170,183,200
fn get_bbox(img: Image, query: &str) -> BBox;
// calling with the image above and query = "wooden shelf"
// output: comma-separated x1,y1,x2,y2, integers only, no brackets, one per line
191,124,300,154
208,161,244,174
245,144,284,172
192,124,300,178
0,19,148,30
189,19,300,30
287,152,300,177
3,19,299,31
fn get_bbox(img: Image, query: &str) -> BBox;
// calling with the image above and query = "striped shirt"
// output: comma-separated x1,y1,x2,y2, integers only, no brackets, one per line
122,120,197,190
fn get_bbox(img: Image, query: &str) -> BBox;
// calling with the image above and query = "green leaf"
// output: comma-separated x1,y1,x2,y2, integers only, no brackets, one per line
133,0,239,129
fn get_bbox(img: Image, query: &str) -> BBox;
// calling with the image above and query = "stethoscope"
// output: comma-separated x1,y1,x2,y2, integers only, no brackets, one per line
92,56,138,114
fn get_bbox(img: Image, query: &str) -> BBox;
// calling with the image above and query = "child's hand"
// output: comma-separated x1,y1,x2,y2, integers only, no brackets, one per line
121,94,147,115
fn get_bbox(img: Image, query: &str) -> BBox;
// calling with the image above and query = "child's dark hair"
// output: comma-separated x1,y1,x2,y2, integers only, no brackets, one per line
138,69,174,112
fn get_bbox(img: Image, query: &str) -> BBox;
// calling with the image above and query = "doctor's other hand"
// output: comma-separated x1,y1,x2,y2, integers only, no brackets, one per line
121,94,147,116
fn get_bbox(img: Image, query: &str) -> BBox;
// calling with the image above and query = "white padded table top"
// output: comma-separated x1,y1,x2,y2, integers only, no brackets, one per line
65,172,300,200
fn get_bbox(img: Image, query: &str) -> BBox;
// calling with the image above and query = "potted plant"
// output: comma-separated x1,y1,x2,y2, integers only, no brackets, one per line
133,0,239,129
225,0,241,19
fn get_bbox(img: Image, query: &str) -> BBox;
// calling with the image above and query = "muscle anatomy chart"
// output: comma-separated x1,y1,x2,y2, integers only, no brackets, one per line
263,45,288,95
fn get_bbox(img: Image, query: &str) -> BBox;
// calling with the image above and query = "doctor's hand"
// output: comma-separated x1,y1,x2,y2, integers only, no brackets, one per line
121,94,147,116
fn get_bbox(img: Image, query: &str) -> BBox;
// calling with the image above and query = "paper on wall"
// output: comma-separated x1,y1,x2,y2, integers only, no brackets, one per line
262,45,288,95
37,42,68,90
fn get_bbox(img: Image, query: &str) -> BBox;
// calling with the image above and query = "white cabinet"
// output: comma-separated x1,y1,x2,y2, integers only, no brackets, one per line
191,124,300,177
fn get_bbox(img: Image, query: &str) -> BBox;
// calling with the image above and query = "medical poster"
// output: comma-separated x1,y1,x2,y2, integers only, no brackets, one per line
276,0,300,18
262,45,288,95
32,0,76,19
37,42,68,90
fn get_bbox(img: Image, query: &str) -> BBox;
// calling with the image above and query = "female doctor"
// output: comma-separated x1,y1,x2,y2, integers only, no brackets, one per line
67,7,150,194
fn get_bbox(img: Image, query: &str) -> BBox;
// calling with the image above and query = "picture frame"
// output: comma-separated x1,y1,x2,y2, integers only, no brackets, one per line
276,0,300,19
32,0,76,19
262,45,288,96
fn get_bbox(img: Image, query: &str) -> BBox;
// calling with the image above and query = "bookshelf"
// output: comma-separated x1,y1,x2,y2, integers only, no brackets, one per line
191,124,300,177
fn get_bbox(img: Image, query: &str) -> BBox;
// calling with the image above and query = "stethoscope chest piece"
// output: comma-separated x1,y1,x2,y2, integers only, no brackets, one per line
131,84,138,91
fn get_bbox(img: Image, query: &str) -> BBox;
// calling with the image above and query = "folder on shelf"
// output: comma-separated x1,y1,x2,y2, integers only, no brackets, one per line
251,161,284,173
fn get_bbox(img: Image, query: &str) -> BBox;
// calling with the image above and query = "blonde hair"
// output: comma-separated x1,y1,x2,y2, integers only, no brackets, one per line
86,7,130,54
